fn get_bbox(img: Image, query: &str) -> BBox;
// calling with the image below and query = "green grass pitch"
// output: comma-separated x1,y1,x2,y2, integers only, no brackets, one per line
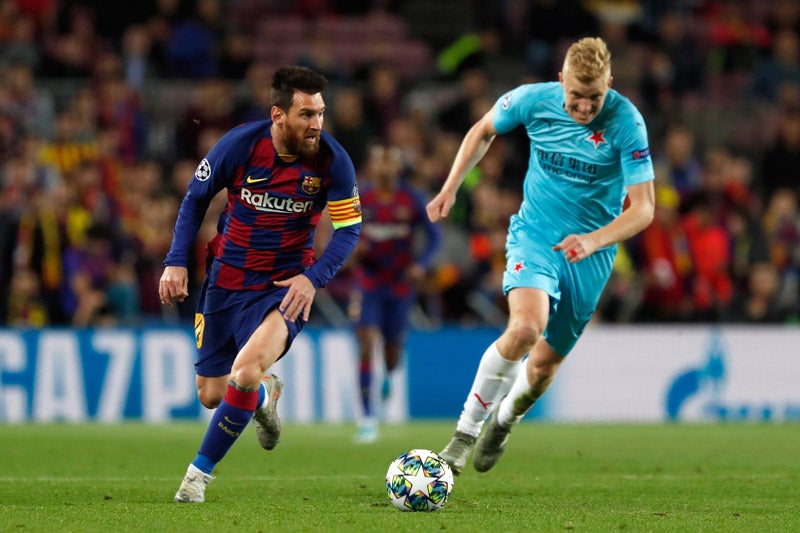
1,422,798,532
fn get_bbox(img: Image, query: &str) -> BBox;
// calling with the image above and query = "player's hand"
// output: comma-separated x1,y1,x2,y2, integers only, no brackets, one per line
274,274,316,322
406,263,426,284
426,191,457,222
159,266,189,307
553,234,598,264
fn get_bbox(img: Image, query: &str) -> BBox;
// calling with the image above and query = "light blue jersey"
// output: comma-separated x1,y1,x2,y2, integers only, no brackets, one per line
495,82,654,355
494,82,654,245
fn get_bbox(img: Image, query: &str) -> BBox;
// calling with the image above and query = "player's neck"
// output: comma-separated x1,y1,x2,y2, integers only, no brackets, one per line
270,124,292,158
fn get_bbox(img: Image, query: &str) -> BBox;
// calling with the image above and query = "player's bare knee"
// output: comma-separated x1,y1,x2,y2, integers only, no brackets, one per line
229,367,263,390
197,389,222,409
505,323,542,351
530,357,562,382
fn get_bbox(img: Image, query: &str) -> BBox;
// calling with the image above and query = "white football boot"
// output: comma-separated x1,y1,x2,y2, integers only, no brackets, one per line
174,464,214,503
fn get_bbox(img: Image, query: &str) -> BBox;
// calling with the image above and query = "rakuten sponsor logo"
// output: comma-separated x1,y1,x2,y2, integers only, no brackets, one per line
241,188,313,214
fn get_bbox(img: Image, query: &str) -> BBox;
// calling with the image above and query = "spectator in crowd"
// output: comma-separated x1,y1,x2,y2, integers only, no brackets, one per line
758,104,800,204
121,24,157,90
438,64,493,136
2,1,800,329
3,60,56,138
725,202,770,295
638,184,693,322
749,28,800,105
329,86,376,171
653,122,704,201
233,61,272,124
163,0,223,78
175,78,237,160
361,62,404,141
683,192,734,321
723,261,791,323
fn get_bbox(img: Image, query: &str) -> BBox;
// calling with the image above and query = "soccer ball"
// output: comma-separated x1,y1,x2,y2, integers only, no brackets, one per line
385,449,454,511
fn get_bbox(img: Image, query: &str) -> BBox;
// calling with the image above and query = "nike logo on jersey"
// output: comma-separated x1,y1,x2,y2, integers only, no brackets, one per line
246,175,269,184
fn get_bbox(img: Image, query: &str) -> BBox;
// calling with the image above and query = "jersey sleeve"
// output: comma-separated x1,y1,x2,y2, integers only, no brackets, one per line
617,104,655,187
492,84,538,135
164,124,253,267
303,133,362,288
324,134,362,229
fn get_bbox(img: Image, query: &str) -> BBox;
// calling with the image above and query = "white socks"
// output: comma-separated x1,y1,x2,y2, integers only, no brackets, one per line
456,342,521,436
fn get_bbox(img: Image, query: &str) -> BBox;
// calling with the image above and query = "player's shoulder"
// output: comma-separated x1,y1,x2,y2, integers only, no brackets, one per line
496,82,561,122
210,119,270,157
502,81,559,104
320,130,349,159
319,130,356,179
222,119,270,142
605,89,645,118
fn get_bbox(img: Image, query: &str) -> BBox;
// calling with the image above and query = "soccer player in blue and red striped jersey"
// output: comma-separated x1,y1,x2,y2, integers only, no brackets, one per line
350,144,441,443
159,66,362,503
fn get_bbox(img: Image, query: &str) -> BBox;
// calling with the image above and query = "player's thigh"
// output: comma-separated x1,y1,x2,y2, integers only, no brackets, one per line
380,293,413,345
356,288,385,328
545,249,615,355
195,307,239,379
196,374,229,407
229,287,306,386
232,309,291,382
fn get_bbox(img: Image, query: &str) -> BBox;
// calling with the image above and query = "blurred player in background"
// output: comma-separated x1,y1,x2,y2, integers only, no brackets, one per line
159,66,362,502
427,37,655,474
350,144,441,444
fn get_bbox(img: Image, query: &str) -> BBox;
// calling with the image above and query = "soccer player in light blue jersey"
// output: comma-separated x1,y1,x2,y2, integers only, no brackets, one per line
427,37,655,475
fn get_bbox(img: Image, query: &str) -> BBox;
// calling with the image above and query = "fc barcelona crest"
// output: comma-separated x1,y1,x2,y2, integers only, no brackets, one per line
301,174,321,195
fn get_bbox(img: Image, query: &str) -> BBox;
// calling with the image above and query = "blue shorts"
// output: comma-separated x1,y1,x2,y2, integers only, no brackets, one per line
355,287,413,345
502,215,615,356
193,280,305,377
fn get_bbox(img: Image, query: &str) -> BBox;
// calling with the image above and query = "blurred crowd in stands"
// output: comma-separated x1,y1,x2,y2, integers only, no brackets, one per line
1,0,799,328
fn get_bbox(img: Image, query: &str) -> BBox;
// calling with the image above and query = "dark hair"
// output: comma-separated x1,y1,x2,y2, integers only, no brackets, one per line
270,66,328,110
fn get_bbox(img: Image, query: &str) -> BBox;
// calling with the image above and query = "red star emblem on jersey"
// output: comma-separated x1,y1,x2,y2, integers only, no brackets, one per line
513,261,525,273
587,129,607,149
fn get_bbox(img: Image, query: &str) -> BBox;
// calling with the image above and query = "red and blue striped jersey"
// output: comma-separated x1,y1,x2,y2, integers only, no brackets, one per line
355,183,440,296
165,119,362,290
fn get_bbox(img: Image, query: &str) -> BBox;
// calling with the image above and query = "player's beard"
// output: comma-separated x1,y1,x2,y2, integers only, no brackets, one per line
282,125,320,159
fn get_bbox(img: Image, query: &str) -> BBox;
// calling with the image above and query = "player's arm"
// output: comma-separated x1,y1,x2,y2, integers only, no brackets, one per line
159,130,243,306
276,141,362,322
427,109,498,222
554,180,655,263
159,186,216,306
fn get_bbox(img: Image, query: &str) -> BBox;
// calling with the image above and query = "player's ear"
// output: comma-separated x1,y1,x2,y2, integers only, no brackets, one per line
607,75,614,89
270,105,284,124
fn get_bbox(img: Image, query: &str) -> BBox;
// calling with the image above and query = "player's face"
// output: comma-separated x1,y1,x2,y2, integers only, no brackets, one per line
273,91,325,158
559,69,612,125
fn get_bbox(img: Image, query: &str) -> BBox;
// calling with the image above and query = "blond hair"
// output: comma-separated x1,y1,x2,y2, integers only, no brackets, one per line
563,37,611,84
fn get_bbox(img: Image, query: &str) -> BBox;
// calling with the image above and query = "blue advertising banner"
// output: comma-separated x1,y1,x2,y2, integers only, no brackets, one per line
2,326,799,423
